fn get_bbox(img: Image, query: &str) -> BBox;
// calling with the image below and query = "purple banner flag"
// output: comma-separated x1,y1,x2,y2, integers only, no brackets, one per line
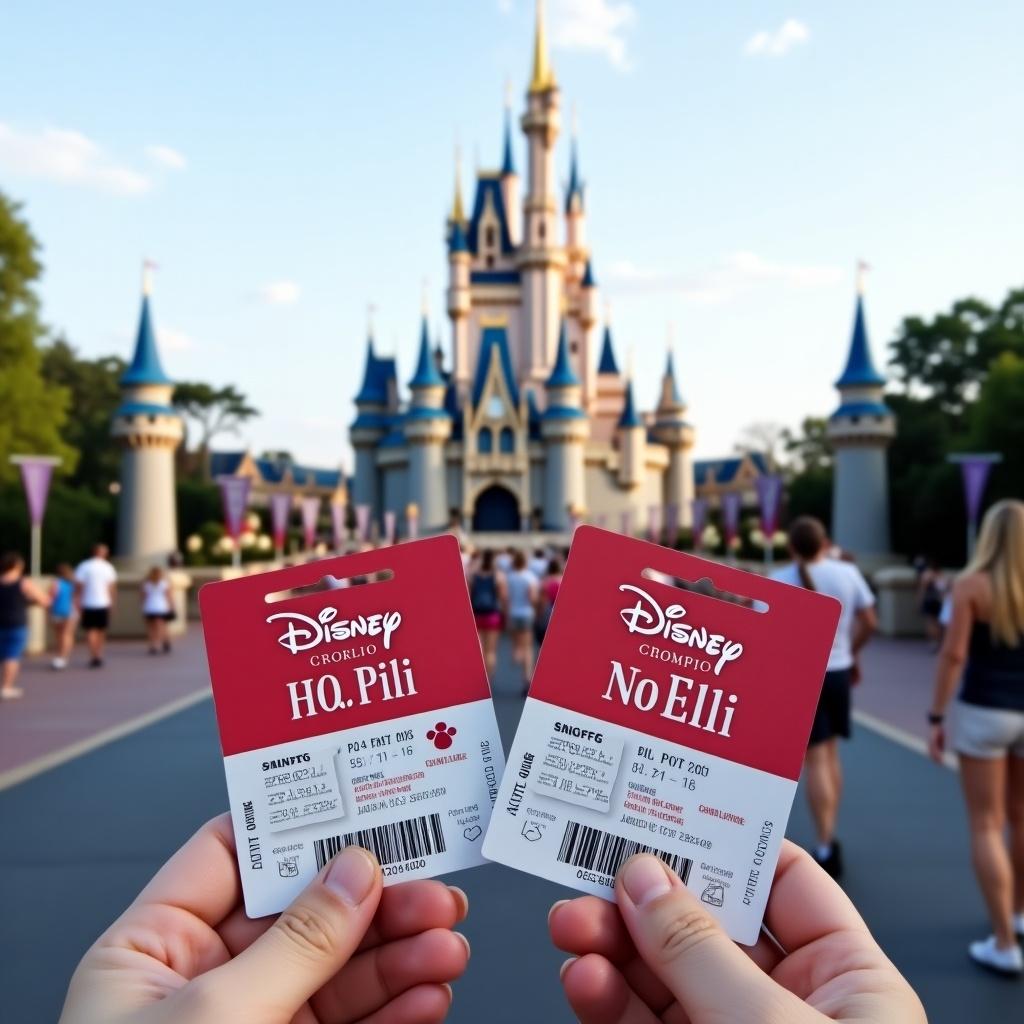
755,474,784,538
301,496,321,550
406,505,419,541
691,498,708,549
218,476,251,540
647,505,662,542
383,510,396,545
620,509,633,536
269,493,291,551
721,491,743,547
664,503,679,547
355,504,371,541
330,501,347,550
961,459,994,526
16,457,56,526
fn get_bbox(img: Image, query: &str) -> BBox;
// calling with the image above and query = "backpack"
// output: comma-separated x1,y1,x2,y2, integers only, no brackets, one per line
470,573,498,614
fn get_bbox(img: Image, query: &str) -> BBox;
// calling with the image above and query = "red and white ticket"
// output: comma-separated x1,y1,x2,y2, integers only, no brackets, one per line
482,527,839,944
200,535,504,918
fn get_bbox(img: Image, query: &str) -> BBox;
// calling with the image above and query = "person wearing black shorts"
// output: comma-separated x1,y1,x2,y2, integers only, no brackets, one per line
773,518,876,879
74,544,117,668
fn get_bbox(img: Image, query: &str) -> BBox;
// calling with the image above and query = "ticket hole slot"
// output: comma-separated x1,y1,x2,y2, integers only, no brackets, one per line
640,567,769,614
263,569,395,604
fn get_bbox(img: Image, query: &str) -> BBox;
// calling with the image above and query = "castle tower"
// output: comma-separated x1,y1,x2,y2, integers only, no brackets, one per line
518,0,566,388
827,277,896,559
651,350,696,526
616,376,645,489
447,153,472,395
404,313,453,532
351,329,389,518
565,126,586,271
499,90,521,246
111,267,184,568
541,320,588,529
576,258,598,408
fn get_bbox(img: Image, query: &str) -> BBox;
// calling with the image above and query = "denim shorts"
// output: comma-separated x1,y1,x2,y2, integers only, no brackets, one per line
949,700,1024,759
0,626,29,661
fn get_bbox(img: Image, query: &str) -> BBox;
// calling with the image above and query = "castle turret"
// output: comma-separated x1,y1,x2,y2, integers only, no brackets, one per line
616,376,645,489
111,266,184,568
404,314,453,532
576,258,598,408
541,320,588,529
565,127,586,267
499,89,521,246
592,316,626,442
651,349,696,526
351,328,391,519
827,276,896,559
447,149,472,396
518,0,566,387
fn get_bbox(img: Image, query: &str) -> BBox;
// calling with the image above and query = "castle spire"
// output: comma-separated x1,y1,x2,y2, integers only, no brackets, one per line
835,281,885,388
121,263,171,386
547,318,580,388
618,377,641,429
565,112,584,214
410,313,444,389
501,82,515,175
597,318,619,375
450,144,465,224
529,0,556,93
658,348,685,412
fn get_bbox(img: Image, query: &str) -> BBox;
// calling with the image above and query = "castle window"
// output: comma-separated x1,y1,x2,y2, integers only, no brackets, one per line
499,427,515,454
570,341,579,354
484,226,496,247
486,395,504,418
538,222,546,241
851,416,861,424
486,255,495,268
478,427,493,454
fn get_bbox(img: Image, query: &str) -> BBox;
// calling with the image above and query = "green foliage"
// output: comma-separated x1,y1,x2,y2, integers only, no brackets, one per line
40,338,125,491
174,381,259,467
967,352,1024,500
782,417,831,474
0,192,77,482
0,483,114,572
786,468,833,528
176,479,223,544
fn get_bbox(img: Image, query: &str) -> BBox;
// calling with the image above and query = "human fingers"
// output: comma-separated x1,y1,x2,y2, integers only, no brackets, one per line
561,954,661,1024
217,880,468,957
310,927,469,1022
614,855,809,1023
189,846,382,1019
355,983,454,1024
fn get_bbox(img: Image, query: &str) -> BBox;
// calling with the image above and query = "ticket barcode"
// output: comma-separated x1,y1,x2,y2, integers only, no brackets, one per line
556,820,694,883
313,813,446,870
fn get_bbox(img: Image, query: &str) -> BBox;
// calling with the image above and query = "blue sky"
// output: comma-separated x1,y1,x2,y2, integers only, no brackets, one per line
2,1,1022,468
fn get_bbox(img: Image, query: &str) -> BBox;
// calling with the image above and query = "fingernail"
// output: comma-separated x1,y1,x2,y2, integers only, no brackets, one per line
448,885,469,921
441,983,453,1006
620,854,672,907
454,931,472,959
559,956,577,980
324,846,377,906
547,898,569,926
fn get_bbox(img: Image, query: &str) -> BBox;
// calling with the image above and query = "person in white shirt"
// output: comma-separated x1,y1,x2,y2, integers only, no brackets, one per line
528,548,549,581
504,550,539,694
772,517,876,879
141,566,173,655
74,543,118,668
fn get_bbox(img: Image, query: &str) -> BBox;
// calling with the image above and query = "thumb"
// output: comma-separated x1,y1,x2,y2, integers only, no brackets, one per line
206,846,382,1017
614,855,806,1022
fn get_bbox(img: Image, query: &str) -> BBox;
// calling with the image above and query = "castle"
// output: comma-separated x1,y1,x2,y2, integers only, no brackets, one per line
350,5,732,536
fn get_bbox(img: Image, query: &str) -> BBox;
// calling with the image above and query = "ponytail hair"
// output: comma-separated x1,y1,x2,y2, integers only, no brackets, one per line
787,516,827,591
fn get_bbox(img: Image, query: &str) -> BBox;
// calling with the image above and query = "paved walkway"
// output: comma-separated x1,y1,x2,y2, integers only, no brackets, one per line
1,630,1021,1022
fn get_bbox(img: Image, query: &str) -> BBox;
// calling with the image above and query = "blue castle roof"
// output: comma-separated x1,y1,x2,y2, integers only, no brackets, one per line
355,336,397,406
121,295,172,386
501,106,515,175
565,138,584,214
581,259,596,288
547,320,580,388
693,452,768,485
472,323,520,408
467,176,515,255
597,325,619,374
448,219,469,254
409,316,445,389
664,350,683,406
618,379,642,428
836,295,886,388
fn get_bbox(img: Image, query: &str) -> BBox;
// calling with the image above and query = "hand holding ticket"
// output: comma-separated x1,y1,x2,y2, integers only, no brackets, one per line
483,527,841,944
201,536,504,917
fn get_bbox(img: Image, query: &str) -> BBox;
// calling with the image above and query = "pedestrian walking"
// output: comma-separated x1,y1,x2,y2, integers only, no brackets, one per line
928,499,1024,975
74,543,117,668
141,566,174,655
528,546,549,581
505,550,539,694
918,556,949,648
468,549,505,678
534,555,563,647
49,562,76,670
0,552,51,700
772,516,877,878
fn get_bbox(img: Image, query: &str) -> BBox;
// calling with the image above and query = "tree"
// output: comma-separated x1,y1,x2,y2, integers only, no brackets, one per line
40,339,125,492
968,351,1024,497
733,421,787,469
0,191,76,482
173,382,259,473
782,416,832,474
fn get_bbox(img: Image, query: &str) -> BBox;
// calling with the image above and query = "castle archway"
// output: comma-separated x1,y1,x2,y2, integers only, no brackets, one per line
472,485,520,532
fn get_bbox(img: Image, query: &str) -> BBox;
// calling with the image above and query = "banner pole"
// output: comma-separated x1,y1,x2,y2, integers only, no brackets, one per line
31,523,41,579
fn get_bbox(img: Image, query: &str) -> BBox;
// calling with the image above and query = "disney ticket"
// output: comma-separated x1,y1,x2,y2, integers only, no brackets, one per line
483,527,839,944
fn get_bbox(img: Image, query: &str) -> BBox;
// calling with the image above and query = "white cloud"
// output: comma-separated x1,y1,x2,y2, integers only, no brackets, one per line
607,251,841,303
0,122,151,196
744,18,810,57
157,326,194,352
500,0,636,71
260,280,301,305
145,144,187,170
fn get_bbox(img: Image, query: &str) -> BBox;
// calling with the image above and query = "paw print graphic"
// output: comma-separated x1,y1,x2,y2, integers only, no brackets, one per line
427,722,457,750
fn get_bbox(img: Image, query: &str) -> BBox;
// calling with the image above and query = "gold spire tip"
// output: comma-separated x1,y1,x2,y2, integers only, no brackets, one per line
529,0,556,92
141,259,156,296
450,143,465,223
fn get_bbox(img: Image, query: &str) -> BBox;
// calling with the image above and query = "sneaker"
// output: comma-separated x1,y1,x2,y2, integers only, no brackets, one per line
88,657,103,669
0,688,24,700
1014,912,1024,941
969,936,1023,976
51,658,66,670
162,641,171,654
812,840,843,880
